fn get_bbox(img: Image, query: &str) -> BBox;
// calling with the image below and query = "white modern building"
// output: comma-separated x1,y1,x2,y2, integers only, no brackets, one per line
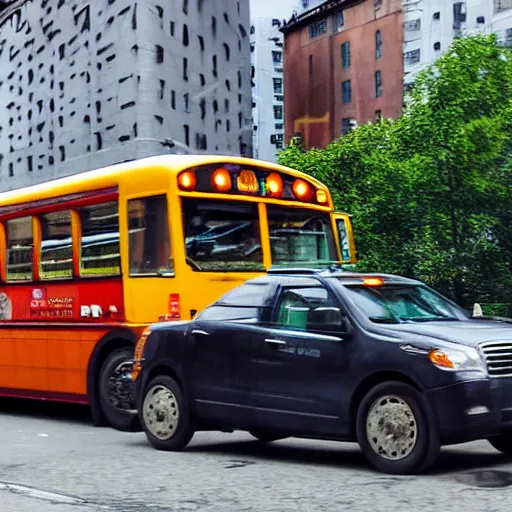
403,0,512,87
250,17,286,162
0,0,253,191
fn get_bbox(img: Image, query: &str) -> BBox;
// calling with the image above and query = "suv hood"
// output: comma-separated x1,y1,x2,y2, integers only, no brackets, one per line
381,319,512,347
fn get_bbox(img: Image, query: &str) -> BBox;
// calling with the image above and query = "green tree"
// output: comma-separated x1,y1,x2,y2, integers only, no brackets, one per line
278,34,512,308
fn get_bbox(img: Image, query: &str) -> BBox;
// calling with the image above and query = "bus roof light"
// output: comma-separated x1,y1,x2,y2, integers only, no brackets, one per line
178,171,196,191
316,189,328,204
266,173,283,197
212,168,232,192
292,179,314,202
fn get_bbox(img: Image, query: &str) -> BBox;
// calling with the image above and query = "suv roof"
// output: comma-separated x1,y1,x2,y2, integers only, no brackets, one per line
245,268,422,287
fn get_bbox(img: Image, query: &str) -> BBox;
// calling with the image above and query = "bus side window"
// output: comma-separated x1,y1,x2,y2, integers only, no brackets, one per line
6,216,34,282
128,195,173,276
40,210,73,280
78,202,121,277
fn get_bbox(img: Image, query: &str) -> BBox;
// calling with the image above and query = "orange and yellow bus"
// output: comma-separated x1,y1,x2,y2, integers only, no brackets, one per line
0,154,355,430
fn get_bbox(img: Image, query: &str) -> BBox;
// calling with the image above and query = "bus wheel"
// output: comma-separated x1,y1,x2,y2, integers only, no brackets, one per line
98,347,140,432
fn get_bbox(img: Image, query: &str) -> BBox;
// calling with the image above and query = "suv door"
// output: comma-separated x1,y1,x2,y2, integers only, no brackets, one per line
250,284,352,436
187,305,261,428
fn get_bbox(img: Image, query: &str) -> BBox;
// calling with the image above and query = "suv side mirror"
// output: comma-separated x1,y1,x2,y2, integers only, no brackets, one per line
307,307,352,335
473,303,483,317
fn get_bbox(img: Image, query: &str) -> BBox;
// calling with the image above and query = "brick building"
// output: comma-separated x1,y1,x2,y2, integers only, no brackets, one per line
281,0,403,150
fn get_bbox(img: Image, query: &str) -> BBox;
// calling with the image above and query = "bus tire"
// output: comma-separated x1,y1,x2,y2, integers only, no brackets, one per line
98,347,140,432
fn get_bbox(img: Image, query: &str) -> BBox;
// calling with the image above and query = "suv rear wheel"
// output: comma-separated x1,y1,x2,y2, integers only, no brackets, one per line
139,375,195,451
356,381,440,474
488,432,512,454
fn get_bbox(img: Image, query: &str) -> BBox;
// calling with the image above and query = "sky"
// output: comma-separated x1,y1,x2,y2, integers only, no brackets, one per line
250,0,300,20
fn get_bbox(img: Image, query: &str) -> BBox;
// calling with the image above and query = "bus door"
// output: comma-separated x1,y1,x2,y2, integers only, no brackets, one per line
333,212,357,265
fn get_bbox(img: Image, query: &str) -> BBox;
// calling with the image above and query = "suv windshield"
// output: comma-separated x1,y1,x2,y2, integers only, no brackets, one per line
343,284,465,324
267,205,337,267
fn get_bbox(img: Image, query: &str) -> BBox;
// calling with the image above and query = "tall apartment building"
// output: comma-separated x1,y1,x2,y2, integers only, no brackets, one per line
281,0,404,150
0,0,252,191
250,17,285,162
404,0,512,88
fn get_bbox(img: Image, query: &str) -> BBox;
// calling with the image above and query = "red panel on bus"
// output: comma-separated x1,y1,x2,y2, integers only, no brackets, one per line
0,278,124,323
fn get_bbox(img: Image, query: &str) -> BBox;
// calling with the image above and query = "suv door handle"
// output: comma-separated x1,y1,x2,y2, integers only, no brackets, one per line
265,338,287,345
192,329,209,336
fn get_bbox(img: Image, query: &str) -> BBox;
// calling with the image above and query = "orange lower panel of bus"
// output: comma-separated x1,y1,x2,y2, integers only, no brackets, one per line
0,327,109,399
0,278,124,401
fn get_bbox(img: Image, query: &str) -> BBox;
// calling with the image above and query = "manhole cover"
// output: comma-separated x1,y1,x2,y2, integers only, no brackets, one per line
455,470,512,488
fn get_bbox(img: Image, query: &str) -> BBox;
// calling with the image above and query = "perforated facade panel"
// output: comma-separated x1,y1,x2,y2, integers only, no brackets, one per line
0,0,253,191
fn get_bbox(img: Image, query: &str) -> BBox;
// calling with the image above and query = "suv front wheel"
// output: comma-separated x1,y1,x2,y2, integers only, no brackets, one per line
356,381,440,474
139,375,195,451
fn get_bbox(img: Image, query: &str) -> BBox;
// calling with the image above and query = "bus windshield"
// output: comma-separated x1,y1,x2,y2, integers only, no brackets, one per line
267,205,337,267
181,198,337,271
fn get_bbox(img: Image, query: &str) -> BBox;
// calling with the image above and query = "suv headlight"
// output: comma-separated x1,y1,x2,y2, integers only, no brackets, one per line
429,347,486,372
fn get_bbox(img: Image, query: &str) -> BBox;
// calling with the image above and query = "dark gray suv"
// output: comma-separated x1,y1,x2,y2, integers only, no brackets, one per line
130,269,512,474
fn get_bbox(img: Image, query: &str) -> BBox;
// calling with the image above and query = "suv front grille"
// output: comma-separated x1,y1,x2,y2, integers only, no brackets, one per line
479,342,512,377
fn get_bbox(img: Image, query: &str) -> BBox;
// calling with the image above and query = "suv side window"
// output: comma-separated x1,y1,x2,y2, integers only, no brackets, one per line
274,286,336,331
198,305,261,322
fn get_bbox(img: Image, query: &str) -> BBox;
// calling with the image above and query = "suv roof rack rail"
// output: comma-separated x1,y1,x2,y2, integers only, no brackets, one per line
267,267,325,275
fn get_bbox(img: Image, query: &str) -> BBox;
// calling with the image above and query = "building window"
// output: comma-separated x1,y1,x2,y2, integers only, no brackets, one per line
375,110,382,121
170,21,175,36
183,24,189,46
341,118,352,134
225,98,230,112
341,41,350,68
184,93,190,112
308,54,313,77
405,49,420,65
495,0,512,14
213,55,218,76
453,2,467,30
433,12,440,19
6,216,34,281
272,51,282,64
226,119,231,131
375,0,382,8
183,57,188,80
212,16,217,37
183,0,188,14
477,16,485,24
375,30,382,59
40,211,73,280
184,124,190,146
309,19,327,38
273,78,283,94
171,90,176,109
200,74,206,86
198,35,204,51
275,123,283,130
128,196,172,276
274,95,284,102
223,42,230,61
375,70,382,97
506,27,512,46
404,19,421,31
273,105,283,120
342,80,351,103
433,41,441,50
334,10,344,31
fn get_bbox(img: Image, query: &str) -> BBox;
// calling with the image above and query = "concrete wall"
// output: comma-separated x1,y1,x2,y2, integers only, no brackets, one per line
403,0,512,86
250,17,285,163
0,0,253,192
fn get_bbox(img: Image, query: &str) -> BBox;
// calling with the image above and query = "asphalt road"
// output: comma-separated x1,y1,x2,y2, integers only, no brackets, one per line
1,400,512,512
